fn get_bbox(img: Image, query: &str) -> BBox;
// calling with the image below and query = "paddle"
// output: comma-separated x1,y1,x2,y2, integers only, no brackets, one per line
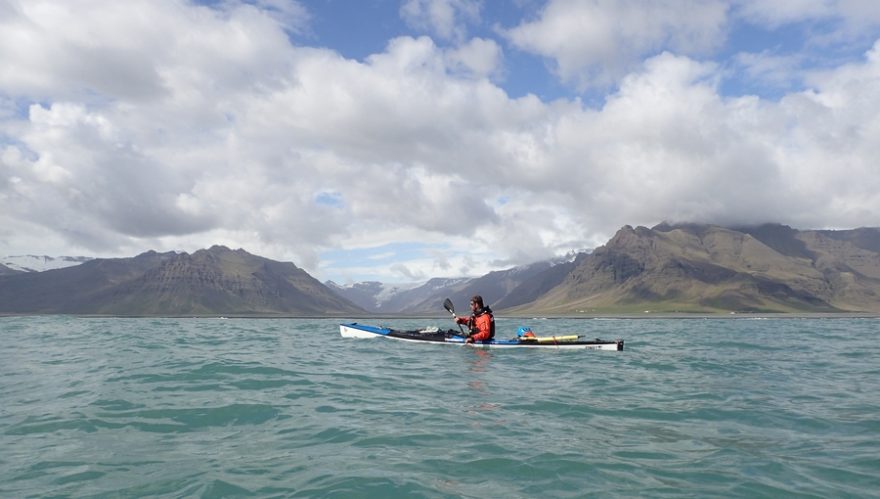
443,298,467,336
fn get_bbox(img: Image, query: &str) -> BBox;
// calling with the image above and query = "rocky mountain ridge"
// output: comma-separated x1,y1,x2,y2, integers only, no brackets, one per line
0,246,365,316
511,223,880,314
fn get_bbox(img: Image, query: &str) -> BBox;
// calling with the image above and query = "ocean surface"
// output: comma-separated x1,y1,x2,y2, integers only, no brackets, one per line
1,316,878,498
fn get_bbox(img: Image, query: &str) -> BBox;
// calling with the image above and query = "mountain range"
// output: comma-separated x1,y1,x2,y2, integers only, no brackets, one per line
516,223,880,314
330,223,880,314
0,246,364,316
326,255,582,315
2,223,879,316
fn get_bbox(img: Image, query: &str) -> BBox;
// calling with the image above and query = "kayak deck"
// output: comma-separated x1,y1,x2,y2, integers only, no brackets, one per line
339,323,624,350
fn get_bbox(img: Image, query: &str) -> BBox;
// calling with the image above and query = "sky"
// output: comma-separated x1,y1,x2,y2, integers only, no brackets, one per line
1,0,879,284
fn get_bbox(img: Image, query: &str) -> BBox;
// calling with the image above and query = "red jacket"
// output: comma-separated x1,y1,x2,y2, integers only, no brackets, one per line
457,307,494,342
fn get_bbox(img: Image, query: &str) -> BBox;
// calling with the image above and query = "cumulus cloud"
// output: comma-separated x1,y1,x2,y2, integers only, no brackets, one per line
390,262,425,281
240,0,310,34
400,0,482,43
732,51,808,92
734,0,833,27
501,0,880,93
445,37,503,79
735,0,880,30
730,0,880,59
502,0,729,89
1,0,879,282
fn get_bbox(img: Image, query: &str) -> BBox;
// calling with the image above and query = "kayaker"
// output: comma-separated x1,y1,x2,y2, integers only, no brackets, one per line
456,295,495,343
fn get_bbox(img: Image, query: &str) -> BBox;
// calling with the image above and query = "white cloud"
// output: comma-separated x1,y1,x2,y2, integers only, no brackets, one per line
390,262,425,281
0,0,296,103
241,0,310,34
445,37,503,79
502,1,880,93
729,1,880,62
732,51,807,91
400,0,482,43
502,0,729,89
734,0,833,27
560,48,880,231
734,0,880,30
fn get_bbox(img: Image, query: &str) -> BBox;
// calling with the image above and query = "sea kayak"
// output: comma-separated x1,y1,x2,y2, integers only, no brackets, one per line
339,323,624,350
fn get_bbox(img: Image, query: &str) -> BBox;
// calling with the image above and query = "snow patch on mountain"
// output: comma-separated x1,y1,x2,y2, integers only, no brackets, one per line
2,255,93,272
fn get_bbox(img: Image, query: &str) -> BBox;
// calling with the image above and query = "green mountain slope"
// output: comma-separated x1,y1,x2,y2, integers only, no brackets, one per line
507,224,880,314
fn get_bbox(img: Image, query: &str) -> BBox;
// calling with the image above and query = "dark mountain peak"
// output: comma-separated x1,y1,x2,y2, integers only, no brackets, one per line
651,222,723,237
734,223,813,259
735,222,796,235
603,225,660,254
190,246,302,272
193,245,231,257
204,244,247,255
759,222,793,230
184,246,250,262
606,224,639,244
627,222,816,260
131,250,181,262
816,227,880,253
635,225,654,236
135,250,163,258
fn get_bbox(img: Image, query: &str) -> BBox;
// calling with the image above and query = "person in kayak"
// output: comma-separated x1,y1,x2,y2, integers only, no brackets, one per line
456,295,495,343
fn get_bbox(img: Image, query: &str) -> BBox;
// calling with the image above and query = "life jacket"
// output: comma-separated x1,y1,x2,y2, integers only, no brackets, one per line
469,306,495,339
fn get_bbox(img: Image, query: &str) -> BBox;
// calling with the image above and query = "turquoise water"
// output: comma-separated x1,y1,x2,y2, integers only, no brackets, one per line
1,316,878,498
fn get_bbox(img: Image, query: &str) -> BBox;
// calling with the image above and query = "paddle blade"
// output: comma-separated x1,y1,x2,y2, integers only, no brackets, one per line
443,298,455,315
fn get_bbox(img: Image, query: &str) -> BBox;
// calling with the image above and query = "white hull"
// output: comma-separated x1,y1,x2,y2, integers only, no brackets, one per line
339,323,382,338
